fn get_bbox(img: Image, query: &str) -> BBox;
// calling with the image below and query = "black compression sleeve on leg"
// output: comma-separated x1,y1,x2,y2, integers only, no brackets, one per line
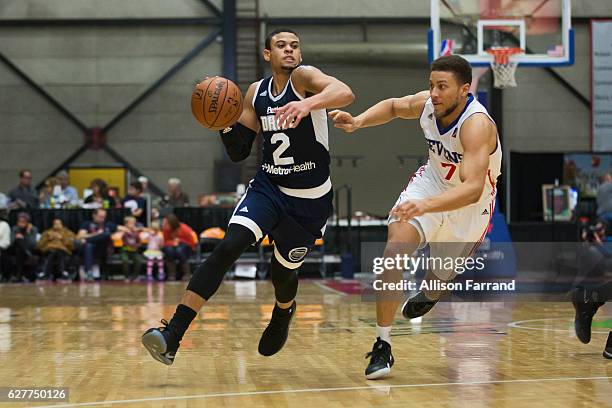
269,255,299,303
186,224,256,300
219,123,257,162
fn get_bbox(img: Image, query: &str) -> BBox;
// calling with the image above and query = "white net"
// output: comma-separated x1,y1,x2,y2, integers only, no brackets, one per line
491,60,519,88
487,48,523,89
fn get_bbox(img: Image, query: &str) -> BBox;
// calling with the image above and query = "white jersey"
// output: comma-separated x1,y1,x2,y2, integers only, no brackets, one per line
418,94,502,202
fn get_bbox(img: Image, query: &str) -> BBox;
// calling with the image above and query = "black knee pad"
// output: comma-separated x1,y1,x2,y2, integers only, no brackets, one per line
269,255,299,303
187,224,255,300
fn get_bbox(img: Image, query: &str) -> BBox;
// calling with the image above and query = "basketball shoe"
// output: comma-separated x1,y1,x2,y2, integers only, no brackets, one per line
141,320,180,365
402,290,438,319
604,332,611,360
572,286,604,344
258,301,296,356
365,337,394,379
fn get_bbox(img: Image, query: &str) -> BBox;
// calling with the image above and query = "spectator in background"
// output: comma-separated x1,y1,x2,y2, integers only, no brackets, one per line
36,218,75,281
161,178,189,208
76,208,116,281
84,179,118,209
138,176,150,196
0,206,10,282
597,172,612,226
162,213,197,281
10,212,39,282
38,177,60,209
123,181,147,225
117,216,142,282
143,220,164,281
56,170,79,207
107,187,123,209
8,169,39,209
151,207,161,225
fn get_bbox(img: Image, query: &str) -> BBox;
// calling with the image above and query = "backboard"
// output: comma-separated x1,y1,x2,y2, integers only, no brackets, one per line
430,0,573,67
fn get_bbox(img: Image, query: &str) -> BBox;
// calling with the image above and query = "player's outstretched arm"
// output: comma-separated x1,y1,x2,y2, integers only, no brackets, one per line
275,65,354,129
329,90,429,133
219,82,261,162
391,114,496,221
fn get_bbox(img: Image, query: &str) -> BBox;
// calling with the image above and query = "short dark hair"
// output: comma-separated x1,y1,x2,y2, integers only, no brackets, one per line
16,212,30,222
130,181,143,193
165,213,181,231
431,55,472,86
92,208,106,217
19,169,31,178
265,28,300,50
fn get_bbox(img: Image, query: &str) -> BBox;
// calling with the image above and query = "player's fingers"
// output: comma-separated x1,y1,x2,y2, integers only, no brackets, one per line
328,110,340,118
275,105,289,121
291,113,304,128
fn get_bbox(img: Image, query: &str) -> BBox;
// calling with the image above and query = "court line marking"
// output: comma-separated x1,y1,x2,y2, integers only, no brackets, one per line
312,281,349,296
31,376,612,408
508,317,611,334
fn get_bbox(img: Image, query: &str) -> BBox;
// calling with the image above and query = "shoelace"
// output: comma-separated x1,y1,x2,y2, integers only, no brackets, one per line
365,343,386,361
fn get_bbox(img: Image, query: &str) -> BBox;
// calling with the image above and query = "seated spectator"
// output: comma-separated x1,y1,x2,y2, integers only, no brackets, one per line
107,187,123,209
56,170,79,207
151,207,161,225
10,212,39,282
0,207,10,282
162,213,197,281
8,169,39,209
597,172,612,226
84,179,119,209
160,178,189,208
36,218,75,281
117,216,142,282
143,220,165,281
39,177,61,209
123,181,147,225
76,208,116,281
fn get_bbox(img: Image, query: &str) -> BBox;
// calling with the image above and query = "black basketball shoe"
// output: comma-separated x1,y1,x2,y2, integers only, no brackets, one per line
402,291,438,319
365,337,394,380
258,301,296,356
572,287,604,344
604,332,612,360
141,320,180,365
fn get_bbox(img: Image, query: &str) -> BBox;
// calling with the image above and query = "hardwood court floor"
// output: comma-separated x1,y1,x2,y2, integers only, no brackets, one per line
0,280,610,407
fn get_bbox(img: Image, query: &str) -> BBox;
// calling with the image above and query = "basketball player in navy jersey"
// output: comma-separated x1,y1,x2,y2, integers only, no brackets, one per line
331,55,501,379
142,29,354,365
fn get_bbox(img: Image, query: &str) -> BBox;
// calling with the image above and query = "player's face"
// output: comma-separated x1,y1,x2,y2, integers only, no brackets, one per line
429,71,469,120
264,33,302,72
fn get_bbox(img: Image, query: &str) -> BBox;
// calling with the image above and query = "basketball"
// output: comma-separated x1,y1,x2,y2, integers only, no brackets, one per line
191,76,243,130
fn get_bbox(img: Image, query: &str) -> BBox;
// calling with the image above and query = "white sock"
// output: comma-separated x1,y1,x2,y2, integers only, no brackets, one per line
376,325,392,345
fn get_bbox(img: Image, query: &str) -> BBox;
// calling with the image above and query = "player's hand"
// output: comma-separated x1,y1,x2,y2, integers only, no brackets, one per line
275,100,311,130
390,199,429,222
328,110,360,133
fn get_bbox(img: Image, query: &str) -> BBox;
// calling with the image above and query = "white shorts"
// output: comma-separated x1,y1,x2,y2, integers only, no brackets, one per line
388,171,495,278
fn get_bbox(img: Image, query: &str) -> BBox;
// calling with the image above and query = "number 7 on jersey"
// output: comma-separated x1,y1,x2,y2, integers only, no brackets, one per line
441,163,457,180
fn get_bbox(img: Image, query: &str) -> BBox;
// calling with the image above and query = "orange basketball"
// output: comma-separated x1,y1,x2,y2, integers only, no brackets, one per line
191,76,243,130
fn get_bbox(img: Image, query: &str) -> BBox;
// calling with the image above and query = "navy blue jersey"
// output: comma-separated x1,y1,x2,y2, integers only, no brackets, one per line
253,72,331,198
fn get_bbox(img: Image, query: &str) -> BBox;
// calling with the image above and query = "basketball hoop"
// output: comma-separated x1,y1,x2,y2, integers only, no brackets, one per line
486,47,523,89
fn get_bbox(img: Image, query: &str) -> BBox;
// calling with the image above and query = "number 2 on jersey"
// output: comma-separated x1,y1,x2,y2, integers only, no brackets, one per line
271,132,295,165
441,163,457,180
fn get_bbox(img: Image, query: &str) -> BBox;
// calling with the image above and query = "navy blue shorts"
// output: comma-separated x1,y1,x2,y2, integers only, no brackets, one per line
229,171,333,269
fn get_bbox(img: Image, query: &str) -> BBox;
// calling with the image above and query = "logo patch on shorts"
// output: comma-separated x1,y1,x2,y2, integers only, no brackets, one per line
288,247,308,262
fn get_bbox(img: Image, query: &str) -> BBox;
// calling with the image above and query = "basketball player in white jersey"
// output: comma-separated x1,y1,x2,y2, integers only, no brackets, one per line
330,55,501,379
